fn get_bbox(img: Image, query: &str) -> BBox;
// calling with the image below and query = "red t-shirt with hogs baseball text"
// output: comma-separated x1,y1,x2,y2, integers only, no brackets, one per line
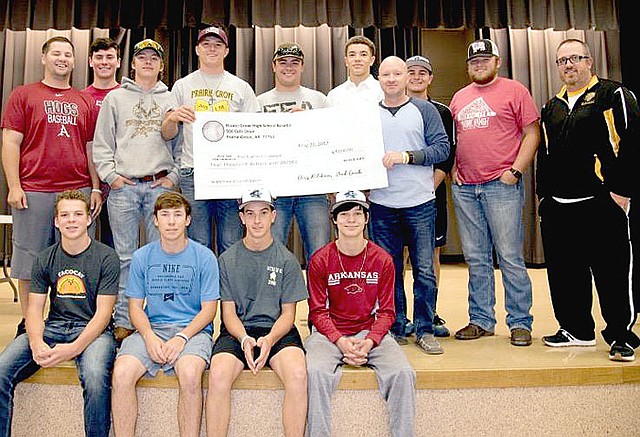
1,81,95,192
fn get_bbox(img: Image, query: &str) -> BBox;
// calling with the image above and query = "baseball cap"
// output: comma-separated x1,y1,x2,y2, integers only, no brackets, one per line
273,42,304,62
406,55,432,73
467,39,500,61
331,190,369,213
239,187,274,210
198,26,229,47
133,39,164,58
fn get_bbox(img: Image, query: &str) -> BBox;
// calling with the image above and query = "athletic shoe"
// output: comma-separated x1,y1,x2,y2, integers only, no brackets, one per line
416,333,444,355
609,342,635,362
433,314,450,337
542,329,596,347
389,331,409,346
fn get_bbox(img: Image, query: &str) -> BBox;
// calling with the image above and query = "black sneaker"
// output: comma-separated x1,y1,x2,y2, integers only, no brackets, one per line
433,314,450,337
609,342,635,362
542,329,595,347
15,318,26,338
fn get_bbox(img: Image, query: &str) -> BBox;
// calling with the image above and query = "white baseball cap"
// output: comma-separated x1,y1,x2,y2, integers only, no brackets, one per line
239,187,274,210
331,190,369,213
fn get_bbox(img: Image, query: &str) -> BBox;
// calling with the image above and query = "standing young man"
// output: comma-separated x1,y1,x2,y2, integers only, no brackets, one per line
93,38,179,341
327,35,383,107
449,39,539,347
206,187,307,437
111,192,219,436
82,37,122,248
306,190,416,437
537,39,639,361
257,42,331,263
162,25,260,254
369,56,450,353
1,36,101,337
405,54,456,338
0,190,119,437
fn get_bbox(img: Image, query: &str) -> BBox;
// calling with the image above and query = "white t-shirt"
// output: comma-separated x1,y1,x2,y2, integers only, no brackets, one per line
257,86,328,112
327,75,383,107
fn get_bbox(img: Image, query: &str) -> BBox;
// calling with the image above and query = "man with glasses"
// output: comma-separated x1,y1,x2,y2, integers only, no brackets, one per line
449,39,539,347
257,43,331,264
162,25,260,255
93,38,179,342
537,38,640,361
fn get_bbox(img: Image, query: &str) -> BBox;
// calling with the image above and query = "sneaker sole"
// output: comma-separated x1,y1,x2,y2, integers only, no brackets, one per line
609,352,635,362
542,339,596,347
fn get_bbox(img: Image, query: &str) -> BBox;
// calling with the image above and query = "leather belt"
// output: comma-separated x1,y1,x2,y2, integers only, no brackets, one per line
136,170,169,183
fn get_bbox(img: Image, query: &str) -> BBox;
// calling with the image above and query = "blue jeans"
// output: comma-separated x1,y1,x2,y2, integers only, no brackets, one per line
179,168,242,255
369,200,437,338
108,182,169,329
0,321,116,437
272,195,331,264
451,179,533,331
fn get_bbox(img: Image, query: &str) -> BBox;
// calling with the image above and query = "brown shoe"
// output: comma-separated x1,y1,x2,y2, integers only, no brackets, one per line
114,326,135,343
454,324,494,340
510,328,532,346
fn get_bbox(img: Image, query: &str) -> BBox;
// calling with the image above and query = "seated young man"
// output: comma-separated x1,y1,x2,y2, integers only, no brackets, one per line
111,192,219,436
205,187,308,437
0,190,119,437
305,190,416,437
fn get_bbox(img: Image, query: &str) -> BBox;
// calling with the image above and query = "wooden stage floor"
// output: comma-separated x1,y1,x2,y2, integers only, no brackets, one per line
1,263,639,389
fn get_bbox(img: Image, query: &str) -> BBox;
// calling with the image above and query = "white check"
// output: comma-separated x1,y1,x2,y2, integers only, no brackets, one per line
192,105,388,199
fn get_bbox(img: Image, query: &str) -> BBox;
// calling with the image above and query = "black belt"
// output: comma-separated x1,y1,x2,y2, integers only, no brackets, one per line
136,170,169,182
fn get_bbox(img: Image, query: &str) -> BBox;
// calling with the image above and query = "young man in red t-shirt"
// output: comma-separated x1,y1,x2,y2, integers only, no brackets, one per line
1,36,101,337
305,190,416,437
82,37,122,249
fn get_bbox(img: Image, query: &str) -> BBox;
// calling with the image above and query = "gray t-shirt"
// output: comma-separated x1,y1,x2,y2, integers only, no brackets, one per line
218,239,307,328
31,240,120,324
257,86,329,112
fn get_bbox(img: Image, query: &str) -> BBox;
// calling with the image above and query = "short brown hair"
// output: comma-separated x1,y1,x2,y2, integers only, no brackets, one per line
42,36,74,54
345,36,375,57
55,190,89,215
90,37,120,58
154,192,191,217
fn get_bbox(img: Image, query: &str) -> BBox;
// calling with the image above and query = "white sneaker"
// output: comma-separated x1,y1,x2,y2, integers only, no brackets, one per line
542,329,596,347
416,333,444,355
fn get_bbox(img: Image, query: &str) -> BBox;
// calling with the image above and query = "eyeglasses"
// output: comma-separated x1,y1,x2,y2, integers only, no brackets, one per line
555,55,589,66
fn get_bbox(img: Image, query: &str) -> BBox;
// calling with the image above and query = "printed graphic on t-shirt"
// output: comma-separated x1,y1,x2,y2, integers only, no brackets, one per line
457,97,496,130
126,99,163,137
328,270,379,295
261,100,314,112
56,269,87,299
44,100,78,138
266,265,282,286
191,88,234,112
146,263,196,301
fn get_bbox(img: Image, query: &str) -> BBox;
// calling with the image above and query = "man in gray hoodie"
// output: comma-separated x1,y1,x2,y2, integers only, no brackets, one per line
93,38,179,342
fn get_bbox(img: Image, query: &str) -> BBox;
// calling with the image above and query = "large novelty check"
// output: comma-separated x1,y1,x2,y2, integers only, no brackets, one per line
192,105,388,199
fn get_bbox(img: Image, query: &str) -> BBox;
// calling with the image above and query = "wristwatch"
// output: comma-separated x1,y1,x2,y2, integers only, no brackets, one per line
509,167,522,180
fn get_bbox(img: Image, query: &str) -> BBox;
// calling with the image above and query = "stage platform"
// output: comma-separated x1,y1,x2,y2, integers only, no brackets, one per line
1,264,639,436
